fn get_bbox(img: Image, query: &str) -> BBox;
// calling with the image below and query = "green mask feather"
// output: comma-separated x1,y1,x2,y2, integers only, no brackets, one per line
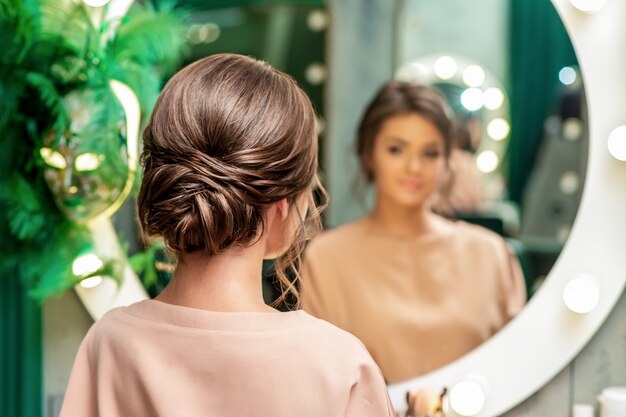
0,0,187,298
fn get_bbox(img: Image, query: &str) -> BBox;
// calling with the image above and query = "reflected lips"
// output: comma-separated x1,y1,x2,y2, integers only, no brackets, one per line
399,179,423,192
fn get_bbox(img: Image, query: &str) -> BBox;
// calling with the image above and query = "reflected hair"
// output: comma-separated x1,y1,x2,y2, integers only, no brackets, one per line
356,81,455,182
137,53,325,308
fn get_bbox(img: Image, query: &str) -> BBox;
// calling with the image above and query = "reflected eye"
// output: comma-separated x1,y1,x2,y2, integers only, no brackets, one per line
425,150,442,159
40,147,67,170
388,146,403,155
75,153,102,172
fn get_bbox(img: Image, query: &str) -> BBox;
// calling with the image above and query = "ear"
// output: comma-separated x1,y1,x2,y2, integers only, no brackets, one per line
274,198,290,220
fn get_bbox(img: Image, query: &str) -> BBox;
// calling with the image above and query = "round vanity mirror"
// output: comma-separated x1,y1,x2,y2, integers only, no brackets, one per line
386,0,626,414
311,0,589,391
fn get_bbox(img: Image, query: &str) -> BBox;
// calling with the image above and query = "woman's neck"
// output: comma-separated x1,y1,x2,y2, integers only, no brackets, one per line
156,243,276,313
369,199,446,239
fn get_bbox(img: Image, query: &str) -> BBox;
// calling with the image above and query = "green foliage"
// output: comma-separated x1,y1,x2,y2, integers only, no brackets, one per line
129,241,165,290
0,0,188,299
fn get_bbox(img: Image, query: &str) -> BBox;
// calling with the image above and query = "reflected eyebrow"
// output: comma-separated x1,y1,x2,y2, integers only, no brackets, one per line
383,135,442,148
383,135,409,145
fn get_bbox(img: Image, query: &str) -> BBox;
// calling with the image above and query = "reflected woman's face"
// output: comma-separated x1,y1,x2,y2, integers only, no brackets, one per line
40,89,129,222
370,113,446,209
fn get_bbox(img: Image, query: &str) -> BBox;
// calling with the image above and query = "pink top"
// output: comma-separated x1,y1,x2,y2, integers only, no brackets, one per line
59,299,395,417
301,218,526,383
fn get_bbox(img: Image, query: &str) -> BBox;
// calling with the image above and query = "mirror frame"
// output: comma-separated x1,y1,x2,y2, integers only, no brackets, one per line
387,0,626,414
76,0,626,415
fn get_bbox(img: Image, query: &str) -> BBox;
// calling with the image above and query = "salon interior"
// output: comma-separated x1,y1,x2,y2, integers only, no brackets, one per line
1,0,625,416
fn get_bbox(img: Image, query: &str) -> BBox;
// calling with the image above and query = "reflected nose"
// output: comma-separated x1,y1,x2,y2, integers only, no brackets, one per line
408,155,422,173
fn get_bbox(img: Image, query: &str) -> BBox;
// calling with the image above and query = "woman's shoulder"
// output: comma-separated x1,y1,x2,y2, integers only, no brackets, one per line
306,217,370,254
294,310,380,364
83,304,138,339
448,219,510,254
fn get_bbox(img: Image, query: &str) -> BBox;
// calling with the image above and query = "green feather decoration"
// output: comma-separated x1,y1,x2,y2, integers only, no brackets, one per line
0,0,188,299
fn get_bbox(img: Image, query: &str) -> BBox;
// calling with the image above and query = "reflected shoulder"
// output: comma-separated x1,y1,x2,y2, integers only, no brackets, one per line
452,219,507,246
306,217,369,254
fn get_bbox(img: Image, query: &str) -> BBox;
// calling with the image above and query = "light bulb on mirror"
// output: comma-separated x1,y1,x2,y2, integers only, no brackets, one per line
80,275,104,289
559,171,580,195
559,66,577,85
460,88,484,111
563,273,600,314
487,118,510,141
449,377,488,416
307,9,329,32
434,56,457,80
305,63,328,85
476,150,499,173
483,87,504,110
607,125,626,161
563,118,583,142
404,62,429,81
462,65,485,87
72,254,104,277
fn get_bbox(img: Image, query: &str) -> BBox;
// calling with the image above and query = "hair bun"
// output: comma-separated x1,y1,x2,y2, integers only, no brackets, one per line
141,148,265,253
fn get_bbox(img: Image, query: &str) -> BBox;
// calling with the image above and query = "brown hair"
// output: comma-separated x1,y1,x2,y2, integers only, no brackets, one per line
356,81,455,182
137,53,325,308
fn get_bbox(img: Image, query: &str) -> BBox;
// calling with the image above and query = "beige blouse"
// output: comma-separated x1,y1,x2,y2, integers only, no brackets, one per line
301,218,526,383
59,299,395,417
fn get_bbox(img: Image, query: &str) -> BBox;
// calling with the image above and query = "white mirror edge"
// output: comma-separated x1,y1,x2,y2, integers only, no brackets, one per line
387,0,626,415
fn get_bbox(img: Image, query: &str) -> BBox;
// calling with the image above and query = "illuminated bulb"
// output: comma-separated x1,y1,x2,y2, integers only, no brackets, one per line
305,63,328,85
607,126,626,161
75,153,100,171
316,116,326,136
487,118,510,141
307,9,329,31
483,87,504,110
460,88,484,111
40,147,67,170
449,380,487,416
396,63,429,83
563,118,583,141
72,254,104,277
82,0,111,6
80,276,104,289
434,56,457,80
563,274,600,313
476,151,498,173
408,62,429,80
557,225,571,242
559,67,577,85
462,65,485,87
559,171,580,195
544,115,561,136
569,0,607,13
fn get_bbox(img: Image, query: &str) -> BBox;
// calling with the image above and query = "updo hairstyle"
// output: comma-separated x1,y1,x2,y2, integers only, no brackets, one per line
137,53,324,307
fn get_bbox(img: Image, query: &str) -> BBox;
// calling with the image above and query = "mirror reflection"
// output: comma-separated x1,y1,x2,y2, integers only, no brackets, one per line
300,80,527,383
297,0,587,385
